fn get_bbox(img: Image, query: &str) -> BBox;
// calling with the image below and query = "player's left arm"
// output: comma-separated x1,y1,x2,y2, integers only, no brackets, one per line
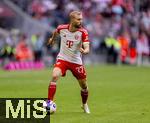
80,42,90,54
80,29,90,54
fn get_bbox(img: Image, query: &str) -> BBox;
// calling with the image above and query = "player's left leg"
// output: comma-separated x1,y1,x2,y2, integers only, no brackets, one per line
71,64,90,114
78,79,90,114
78,79,88,104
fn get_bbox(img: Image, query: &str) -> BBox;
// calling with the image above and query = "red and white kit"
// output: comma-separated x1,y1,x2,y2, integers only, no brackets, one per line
55,24,89,79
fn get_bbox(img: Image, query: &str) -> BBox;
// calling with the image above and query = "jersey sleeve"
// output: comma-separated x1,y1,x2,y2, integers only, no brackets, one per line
82,29,89,43
55,25,62,34
55,24,69,34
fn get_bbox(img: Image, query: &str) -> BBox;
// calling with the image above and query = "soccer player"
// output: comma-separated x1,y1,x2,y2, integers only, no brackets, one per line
47,11,90,114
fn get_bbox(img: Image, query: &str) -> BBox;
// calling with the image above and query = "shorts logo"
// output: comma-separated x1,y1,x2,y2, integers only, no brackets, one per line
56,62,61,65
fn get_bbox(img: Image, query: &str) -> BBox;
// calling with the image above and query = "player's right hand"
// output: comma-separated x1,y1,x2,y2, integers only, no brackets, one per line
47,38,55,46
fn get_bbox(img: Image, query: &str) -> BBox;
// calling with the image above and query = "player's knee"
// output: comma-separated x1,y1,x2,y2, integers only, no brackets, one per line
52,74,59,81
51,68,61,81
51,67,62,81
80,80,88,90
81,84,88,90
51,72,60,81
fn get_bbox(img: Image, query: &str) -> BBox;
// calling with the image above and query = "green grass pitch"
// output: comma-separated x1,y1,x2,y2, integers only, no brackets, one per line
0,65,150,123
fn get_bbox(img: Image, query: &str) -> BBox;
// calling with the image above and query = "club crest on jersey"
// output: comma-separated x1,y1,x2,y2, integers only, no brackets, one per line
75,35,79,40
63,34,66,37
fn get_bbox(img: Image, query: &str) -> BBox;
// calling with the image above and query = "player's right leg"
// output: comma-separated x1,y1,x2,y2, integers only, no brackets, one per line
48,67,62,101
44,67,62,113
45,60,67,113
47,60,67,103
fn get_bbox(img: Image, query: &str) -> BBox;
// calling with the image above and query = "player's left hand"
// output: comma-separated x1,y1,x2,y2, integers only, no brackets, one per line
80,47,89,54
80,48,85,54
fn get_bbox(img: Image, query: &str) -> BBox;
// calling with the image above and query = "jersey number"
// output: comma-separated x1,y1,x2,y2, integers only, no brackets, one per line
76,66,84,73
66,40,73,48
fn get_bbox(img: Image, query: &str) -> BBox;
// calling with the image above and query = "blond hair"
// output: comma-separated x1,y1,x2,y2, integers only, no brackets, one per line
69,11,82,20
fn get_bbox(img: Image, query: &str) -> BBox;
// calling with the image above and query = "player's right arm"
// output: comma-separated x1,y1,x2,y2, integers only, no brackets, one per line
48,24,67,46
47,30,59,46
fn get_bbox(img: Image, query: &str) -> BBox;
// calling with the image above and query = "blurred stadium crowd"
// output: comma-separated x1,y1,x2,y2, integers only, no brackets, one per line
0,0,150,68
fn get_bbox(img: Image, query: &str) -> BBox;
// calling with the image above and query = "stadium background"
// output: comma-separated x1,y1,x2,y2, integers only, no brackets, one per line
0,0,150,123
0,0,150,66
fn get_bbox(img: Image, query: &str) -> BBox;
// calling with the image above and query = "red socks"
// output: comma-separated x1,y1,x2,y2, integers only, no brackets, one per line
81,89,88,104
48,82,56,100
48,82,88,104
